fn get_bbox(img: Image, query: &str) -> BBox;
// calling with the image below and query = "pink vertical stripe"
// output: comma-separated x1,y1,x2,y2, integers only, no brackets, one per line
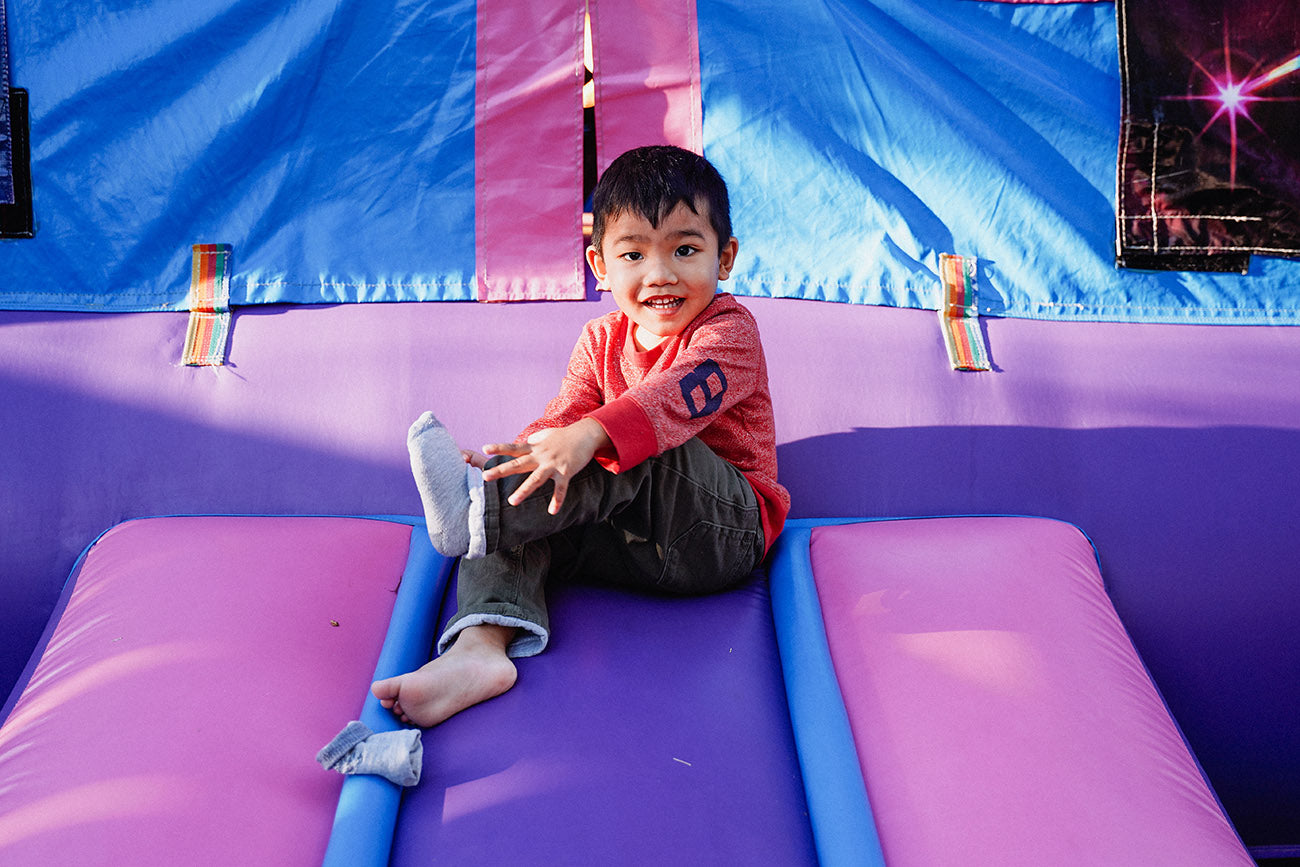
475,0,585,301
591,0,702,174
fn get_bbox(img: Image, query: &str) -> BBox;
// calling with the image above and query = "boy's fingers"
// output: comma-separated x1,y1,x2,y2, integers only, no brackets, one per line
508,467,551,507
482,442,531,459
548,475,569,515
482,443,535,481
484,463,521,482
504,467,573,512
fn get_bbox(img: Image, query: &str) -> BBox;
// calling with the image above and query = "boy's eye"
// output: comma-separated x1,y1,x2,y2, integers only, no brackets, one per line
619,251,643,262
675,245,698,257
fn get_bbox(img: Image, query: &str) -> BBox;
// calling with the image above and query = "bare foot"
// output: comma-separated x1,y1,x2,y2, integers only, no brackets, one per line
371,624,518,727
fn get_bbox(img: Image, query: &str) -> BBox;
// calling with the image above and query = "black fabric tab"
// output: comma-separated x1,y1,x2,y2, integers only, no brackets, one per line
0,88,33,239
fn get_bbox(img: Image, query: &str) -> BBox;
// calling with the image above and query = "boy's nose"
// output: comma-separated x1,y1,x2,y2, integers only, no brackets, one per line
644,256,678,286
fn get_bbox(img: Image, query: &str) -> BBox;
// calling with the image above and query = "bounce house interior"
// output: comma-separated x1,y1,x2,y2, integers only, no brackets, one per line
2,1,1299,864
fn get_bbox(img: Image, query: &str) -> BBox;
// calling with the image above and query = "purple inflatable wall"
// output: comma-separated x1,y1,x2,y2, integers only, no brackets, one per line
2,296,1298,851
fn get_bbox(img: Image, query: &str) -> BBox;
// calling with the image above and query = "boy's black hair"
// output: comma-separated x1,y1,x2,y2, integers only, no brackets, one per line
589,145,732,253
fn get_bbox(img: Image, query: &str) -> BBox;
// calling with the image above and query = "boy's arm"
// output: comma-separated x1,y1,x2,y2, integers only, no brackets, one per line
480,303,767,506
589,301,765,471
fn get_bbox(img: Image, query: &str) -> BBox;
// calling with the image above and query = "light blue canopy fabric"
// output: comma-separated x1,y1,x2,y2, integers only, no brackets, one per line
700,0,1300,323
0,0,476,310
2,0,1300,322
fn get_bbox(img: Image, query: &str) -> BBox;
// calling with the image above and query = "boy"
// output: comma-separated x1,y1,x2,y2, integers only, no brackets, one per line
372,146,789,727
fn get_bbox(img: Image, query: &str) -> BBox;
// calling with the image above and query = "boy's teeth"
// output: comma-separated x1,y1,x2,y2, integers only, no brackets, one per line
646,297,682,309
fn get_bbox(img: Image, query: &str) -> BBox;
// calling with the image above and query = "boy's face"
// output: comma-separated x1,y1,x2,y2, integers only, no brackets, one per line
587,200,738,351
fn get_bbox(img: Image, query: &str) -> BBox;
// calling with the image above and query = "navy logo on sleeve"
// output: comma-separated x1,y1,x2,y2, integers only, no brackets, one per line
679,359,728,419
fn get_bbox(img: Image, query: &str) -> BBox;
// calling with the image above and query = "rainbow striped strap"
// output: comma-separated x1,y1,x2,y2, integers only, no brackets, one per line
182,243,233,366
938,253,990,371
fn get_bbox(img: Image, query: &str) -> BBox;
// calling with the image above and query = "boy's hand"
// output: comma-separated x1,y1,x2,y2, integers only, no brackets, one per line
481,418,610,515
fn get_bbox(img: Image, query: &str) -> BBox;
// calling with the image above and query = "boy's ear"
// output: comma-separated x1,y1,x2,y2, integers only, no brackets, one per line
586,245,607,283
717,236,739,281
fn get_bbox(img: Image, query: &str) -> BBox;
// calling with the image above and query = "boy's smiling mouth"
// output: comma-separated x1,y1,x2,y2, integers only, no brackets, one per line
644,296,685,310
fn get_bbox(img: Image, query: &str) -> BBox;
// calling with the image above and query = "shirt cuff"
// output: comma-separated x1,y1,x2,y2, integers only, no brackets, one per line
588,398,658,472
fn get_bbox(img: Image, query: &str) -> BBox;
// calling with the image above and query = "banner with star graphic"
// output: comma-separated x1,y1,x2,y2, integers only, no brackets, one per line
1117,0,1300,270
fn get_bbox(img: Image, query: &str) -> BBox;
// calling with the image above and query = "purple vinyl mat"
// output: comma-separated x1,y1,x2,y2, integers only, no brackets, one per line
3,0,1300,853
808,517,1251,866
0,516,413,865
391,574,817,866
2,295,1299,850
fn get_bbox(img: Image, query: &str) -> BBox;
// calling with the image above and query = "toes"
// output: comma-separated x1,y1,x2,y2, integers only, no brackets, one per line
371,676,398,700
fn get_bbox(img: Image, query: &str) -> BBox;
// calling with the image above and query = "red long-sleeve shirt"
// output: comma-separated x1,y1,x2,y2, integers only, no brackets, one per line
521,293,790,552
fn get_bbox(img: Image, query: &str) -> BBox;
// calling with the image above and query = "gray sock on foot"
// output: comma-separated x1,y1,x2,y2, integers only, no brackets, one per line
408,411,473,557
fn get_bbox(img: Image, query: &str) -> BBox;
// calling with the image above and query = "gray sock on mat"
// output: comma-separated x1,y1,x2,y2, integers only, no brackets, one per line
408,411,478,557
316,721,422,787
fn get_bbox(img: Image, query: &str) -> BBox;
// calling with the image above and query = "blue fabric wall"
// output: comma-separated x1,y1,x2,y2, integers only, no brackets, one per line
5,0,1300,320
701,0,1300,323
0,0,476,310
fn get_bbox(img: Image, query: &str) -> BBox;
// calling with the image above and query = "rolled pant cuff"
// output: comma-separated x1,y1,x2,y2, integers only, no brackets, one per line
437,612,549,658
465,467,487,559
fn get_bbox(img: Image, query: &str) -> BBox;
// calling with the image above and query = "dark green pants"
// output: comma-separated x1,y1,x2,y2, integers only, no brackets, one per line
438,437,765,657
